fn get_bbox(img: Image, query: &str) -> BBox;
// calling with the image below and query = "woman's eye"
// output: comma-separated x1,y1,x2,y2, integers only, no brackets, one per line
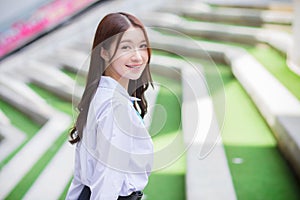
121,45,131,50
140,44,148,49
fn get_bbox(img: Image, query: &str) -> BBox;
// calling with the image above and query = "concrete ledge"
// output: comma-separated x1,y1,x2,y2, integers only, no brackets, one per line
160,3,292,26
181,60,236,199
0,109,26,163
47,47,90,76
0,74,53,124
22,142,74,200
141,12,291,54
0,112,71,199
148,29,300,178
227,50,300,178
150,54,236,199
23,60,83,104
148,29,226,64
198,0,292,11
0,123,26,164
274,116,300,177
151,55,186,80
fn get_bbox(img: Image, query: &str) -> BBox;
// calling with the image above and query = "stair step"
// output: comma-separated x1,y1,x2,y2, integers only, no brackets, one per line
199,0,293,11
160,2,292,26
0,109,26,163
22,60,84,104
141,12,291,53
0,74,53,124
0,112,71,199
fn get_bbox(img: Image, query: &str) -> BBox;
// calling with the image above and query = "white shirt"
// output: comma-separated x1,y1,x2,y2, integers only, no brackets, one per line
66,76,153,200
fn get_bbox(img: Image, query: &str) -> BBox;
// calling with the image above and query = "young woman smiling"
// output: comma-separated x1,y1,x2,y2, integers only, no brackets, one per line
66,12,153,200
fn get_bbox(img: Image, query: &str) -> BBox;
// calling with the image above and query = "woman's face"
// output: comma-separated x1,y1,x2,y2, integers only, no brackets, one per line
102,27,149,83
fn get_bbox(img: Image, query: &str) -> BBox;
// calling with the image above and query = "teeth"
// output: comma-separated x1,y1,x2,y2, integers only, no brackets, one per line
126,65,140,68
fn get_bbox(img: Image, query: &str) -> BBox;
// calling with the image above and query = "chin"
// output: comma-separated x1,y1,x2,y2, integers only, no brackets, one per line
128,74,143,80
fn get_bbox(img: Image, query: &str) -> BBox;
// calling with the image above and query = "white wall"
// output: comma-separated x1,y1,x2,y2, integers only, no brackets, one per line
287,0,300,76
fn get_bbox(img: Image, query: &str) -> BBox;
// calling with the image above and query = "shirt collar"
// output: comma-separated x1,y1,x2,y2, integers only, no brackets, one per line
99,76,141,102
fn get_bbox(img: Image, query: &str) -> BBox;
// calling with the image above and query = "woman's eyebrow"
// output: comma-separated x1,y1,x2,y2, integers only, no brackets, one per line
120,39,146,44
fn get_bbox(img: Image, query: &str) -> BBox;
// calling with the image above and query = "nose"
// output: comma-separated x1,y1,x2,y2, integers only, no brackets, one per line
131,49,143,62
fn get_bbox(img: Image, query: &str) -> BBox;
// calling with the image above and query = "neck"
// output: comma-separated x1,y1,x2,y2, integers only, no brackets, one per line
116,77,129,91
104,70,129,90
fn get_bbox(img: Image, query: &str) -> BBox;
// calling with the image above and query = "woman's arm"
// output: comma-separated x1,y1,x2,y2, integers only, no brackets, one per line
88,103,133,199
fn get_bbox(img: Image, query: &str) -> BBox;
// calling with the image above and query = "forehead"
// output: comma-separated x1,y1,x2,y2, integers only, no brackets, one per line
121,28,146,42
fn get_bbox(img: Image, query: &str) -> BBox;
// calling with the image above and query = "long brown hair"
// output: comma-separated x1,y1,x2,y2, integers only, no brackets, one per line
69,12,152,144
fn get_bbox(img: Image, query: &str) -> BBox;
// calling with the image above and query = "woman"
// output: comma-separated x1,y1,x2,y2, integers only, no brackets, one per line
66,12,153,200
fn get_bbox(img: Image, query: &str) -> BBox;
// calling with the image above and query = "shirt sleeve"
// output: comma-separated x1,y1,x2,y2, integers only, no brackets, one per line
89,102,133,199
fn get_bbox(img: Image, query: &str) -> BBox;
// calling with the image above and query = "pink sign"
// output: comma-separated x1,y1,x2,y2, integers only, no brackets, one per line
0,0,98,58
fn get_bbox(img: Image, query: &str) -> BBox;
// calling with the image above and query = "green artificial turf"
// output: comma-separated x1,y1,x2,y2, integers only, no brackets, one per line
3,83,73,199
152,35,300,199
62,68,86,86
5,132,68,199
0,99,41,136
62,68,78,80
248,45,300,101
0,99,41,168
216,64,300,200
143,74,186,200
28,83,73,115
157,30,300,102
59,177,73,200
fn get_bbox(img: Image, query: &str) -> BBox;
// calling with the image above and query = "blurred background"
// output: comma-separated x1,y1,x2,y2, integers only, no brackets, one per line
0,0,300,199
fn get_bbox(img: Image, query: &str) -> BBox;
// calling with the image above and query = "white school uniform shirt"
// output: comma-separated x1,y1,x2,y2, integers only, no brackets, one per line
66,76,153,200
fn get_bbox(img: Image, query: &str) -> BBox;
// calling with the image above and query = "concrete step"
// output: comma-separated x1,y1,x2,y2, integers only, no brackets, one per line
148,29,226,63
21,60,84,104
0,74,53,124
148,28,300,178
22,142,74,200
198,0,293,11
0,109,26,163
160,2,292,26
141,12,291,54
227,49,300,178
0,112,71,199
44,47,89,76
150,53,236,199
0,109,10,125
181,58,236,199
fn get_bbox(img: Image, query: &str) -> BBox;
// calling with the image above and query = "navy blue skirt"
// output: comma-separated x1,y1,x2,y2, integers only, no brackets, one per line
78,185,143,200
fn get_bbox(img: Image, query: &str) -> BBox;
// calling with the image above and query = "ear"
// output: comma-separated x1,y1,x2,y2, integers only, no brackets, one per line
100,47,110,61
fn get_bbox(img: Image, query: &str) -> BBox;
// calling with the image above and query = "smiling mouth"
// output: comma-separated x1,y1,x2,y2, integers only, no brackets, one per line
125,64,143,69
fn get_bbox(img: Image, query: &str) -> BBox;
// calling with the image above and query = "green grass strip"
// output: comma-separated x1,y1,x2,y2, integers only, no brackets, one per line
0,99,41,136
248,45,300,101
3,83,73,199
61,68,78,80
144,74,186,200
62,68,86,86
28,83,73,115
59,177,73,200
216,64,300,200
163,30,300,101
0,99,41,168
5,131,69,199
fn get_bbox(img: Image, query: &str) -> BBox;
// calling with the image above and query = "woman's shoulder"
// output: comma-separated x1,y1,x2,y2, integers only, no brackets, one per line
90,87,131,120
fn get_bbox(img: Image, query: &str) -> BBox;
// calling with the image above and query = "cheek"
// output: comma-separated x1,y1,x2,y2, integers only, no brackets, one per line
141,50,149,61
112,53,129,64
